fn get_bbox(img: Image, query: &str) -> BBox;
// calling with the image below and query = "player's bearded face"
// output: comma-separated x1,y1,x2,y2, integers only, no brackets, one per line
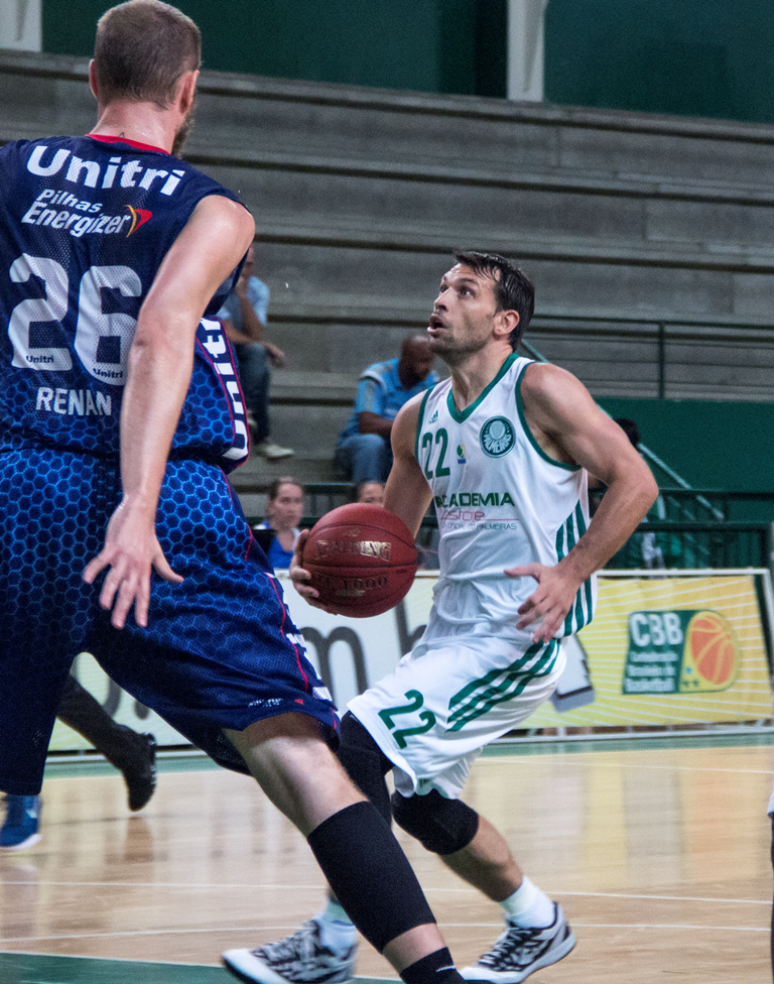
172,100,197,157
429,321,489,364
428,266,496,364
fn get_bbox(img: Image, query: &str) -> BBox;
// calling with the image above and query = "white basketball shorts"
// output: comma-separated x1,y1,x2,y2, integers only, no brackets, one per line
348,615,565,799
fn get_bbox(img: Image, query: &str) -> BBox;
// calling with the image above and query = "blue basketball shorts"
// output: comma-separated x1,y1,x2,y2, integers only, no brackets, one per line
0,447,337,796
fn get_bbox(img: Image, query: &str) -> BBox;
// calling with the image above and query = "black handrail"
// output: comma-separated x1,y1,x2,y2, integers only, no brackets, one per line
607,520,771,570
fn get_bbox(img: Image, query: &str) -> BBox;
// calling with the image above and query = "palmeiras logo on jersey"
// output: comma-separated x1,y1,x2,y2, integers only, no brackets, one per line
480,416,515,458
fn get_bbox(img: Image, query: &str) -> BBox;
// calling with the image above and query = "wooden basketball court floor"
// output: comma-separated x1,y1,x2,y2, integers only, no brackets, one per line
1,735,772,983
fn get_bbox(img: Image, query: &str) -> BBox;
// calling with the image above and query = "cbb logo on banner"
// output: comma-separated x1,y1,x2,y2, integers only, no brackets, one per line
623,609,740,694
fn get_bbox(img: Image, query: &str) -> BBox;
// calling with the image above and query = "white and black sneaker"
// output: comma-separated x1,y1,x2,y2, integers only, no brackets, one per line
223,919,357,984
460,904,575,983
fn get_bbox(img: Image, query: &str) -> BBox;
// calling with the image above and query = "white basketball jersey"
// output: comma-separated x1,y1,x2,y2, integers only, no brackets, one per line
415,353,596,636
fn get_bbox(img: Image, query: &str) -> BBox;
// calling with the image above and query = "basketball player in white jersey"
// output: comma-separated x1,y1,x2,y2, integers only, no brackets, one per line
245,252,658,984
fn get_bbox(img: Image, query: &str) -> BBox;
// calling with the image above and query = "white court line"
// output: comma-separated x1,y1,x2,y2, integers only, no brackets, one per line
0,926,319,944
564,922,768,933
0,926,301,944
554,890,771,906
0,880,324,890
478,756,774,775
447,921,769,933
2,920,768,945
1,881,769,916
0,881,769,907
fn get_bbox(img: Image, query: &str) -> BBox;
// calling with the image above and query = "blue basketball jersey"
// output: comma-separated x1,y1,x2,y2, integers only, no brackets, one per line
0,135,250,469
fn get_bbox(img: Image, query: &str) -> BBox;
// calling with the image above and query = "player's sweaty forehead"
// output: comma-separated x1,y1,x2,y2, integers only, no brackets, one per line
439,263,499,298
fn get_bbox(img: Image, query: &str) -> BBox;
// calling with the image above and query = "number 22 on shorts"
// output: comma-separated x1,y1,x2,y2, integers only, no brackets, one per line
378,689,436,748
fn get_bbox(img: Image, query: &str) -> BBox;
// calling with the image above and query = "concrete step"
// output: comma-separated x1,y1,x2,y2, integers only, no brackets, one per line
3,50,773,411
230,453,348,519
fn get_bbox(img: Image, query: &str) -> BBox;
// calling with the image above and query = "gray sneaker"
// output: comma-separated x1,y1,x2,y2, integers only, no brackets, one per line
223,919,356,984
460,904,575,983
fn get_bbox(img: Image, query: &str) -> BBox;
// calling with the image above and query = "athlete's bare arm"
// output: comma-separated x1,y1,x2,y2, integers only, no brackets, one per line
509,362,658,641
290,394,432,607
83,195,255,629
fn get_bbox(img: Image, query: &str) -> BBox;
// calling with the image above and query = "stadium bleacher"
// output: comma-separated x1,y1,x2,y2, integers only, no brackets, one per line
3,48,774,516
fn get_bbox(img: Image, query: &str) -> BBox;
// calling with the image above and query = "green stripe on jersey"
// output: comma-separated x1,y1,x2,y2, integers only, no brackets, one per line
574,502,594,631
556,504,595,635
447,639,559,731
562,512,577,635
414,387,433,461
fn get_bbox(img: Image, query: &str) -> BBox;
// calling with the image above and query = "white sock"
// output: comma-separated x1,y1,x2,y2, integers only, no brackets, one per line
314,898,357,951
500,876,555,929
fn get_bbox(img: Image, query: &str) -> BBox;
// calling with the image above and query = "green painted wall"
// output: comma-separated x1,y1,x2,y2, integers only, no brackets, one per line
42,0,507,97
545,0,774,125
599,398,774,496
42,1,773,121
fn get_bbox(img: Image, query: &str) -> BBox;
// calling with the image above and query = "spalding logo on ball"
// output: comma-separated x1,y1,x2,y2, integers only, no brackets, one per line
302,503,418,618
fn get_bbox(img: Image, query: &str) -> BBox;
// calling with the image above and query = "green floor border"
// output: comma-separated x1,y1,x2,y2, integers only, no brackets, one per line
0,953,394,984
0,952,226,984
42,728,774,781
481,729,774,757
43,750,221,780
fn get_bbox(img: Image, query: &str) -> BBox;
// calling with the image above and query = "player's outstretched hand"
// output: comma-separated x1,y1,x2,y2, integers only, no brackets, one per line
83,499,183,630
289,530,336,613
505,562,580,643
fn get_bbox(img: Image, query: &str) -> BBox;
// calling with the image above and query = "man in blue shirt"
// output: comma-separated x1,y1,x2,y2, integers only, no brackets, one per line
218,246,293,460
336,336,437,482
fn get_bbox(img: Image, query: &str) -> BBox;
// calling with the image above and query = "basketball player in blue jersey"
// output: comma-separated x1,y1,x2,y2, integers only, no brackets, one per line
275,252,659,984
0,5,469,984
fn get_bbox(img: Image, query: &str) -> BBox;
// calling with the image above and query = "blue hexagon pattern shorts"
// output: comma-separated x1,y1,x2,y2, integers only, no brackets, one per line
0,448,338,796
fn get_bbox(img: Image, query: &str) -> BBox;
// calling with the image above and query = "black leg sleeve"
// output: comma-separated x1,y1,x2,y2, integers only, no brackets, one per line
308,801,436,954
337,711,394,827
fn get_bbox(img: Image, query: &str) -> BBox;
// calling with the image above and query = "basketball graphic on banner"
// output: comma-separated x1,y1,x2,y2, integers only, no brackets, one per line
685,611,738,688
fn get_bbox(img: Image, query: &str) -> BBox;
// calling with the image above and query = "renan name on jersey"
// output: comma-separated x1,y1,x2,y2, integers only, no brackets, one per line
36,387,112,417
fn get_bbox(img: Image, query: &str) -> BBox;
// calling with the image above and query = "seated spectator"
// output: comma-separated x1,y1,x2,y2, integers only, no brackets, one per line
335,336,437,483
352,480,385,506
594,417,664,570
218,245,293,460
254,477,304,570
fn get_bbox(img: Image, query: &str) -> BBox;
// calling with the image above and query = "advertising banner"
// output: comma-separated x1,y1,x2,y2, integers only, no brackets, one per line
525,573,773,728
50,571,773,753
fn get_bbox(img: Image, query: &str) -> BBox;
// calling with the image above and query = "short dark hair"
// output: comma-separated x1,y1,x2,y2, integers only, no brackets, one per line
614,417,640,448
267,477,303,502
94,1,201,108
453,250,535,350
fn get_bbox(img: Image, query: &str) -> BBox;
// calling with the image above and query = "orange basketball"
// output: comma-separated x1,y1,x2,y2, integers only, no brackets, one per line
688,612,737,686
302,503,418,618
